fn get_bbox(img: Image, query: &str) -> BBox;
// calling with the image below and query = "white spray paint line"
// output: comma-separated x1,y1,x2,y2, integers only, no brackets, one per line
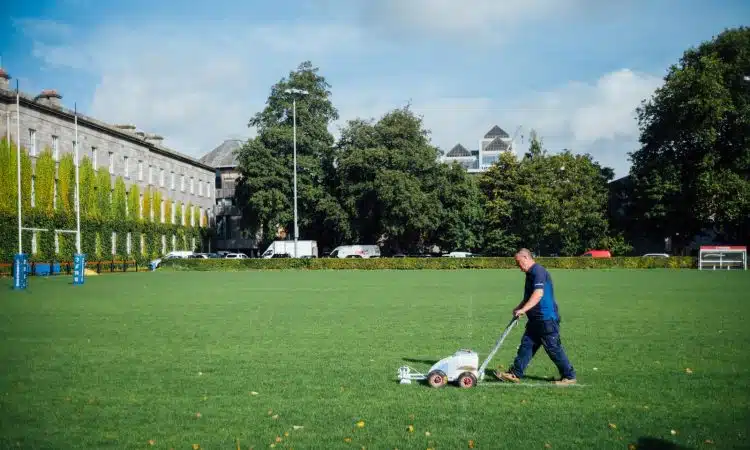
478,382,588,388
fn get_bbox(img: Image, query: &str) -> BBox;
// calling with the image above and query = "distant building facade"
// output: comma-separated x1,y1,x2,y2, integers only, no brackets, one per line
0,67,216,252
199,139,258,256
442,125,519,173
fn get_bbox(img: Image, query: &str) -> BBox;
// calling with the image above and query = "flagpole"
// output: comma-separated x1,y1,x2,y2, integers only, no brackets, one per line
15,79,21,254
74,103,81,254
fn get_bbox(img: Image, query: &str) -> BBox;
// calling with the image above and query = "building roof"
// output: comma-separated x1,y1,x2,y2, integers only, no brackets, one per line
484,136,510,152
199,139,244,168
446,143,472,157
484,125,509,139
0,72,214,172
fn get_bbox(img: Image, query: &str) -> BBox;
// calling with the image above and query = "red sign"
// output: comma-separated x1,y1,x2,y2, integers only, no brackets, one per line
700,246,747,251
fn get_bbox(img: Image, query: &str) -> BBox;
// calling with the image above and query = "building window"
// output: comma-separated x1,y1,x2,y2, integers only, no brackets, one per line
108,152,114,174
180,174,185,192
171,201,176,223
190,177,194,194
149,165,153,185
170,171,175,190
206,181,211,198
92,147,97,167
198,180,203,197
29,129,37,156
111,232,117,255
138,160,143,181
124,156,129,178
52,136,59,161
159,168,164,187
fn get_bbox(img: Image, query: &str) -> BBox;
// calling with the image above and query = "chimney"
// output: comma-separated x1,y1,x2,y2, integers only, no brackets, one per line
0,68,10,90
146,134,164,144
35,89,63,108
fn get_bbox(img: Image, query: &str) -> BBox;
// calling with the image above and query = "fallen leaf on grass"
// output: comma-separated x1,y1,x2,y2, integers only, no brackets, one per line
425,431,431,437
356,420,365,428
284,432,289,437
268,409,273,415
275,436,282,443
628,444,637,450
250,391,259,395
704,439,714,444
148,440,155,445
344,437,352,443
192,445,200,450
608,423,617,429
407,425,414,433
468,440,475,448
544,444,551,448
271,414,279,420
685,368,693,374
293,425,304,430
670,429,677,435
195,412,202,418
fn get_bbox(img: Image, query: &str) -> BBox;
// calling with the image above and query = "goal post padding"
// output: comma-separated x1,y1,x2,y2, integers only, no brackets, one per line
699,246,747,270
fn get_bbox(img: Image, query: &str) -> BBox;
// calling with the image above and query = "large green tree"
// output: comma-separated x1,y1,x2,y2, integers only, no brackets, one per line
235,61,349,250
334,107,483,253
479,131,620,256
628,27,750,250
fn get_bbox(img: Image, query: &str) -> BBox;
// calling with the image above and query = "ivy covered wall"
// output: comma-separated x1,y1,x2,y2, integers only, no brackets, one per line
0,138,212,263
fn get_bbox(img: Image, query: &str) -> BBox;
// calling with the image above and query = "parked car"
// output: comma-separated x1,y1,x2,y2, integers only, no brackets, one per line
581,250,612,258
224,253,248,259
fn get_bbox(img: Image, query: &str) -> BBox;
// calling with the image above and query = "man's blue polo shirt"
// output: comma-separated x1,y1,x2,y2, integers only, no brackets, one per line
524,263,559,322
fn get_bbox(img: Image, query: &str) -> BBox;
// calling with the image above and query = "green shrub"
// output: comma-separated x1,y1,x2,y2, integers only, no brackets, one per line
160,256,697,271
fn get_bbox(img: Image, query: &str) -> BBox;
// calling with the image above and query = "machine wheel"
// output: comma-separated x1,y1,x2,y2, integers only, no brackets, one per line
427,370,447,388
457,372,477,388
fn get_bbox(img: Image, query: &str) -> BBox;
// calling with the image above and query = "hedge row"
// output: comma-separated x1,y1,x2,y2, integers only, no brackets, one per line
159,256,697,271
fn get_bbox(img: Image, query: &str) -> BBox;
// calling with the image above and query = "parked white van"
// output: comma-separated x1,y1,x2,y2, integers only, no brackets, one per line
149,250,194,270
329,245,381,258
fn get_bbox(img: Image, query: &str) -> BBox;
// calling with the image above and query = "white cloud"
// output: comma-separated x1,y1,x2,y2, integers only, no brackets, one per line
22,20,368,156
360,0,590,41
21,17,661,178
334,68,663,177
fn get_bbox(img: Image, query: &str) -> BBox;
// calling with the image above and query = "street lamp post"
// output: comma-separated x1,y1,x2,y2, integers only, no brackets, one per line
283,88,309,258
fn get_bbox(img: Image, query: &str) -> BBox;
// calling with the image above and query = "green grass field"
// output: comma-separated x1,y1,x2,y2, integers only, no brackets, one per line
1,269,749,449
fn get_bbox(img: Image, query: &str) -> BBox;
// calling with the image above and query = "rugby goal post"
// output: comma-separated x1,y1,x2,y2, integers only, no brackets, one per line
699,246,747,270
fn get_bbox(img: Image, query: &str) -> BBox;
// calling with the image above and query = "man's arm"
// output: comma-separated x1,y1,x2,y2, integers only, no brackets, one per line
516,289,543,317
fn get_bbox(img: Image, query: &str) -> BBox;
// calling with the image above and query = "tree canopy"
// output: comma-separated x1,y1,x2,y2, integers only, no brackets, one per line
627,26,750,250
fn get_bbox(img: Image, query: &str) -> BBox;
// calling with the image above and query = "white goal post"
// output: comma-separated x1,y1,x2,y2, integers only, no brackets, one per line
699,246,747,270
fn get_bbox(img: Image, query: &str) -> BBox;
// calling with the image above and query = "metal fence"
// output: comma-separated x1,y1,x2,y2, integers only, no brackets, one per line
0,260,148,277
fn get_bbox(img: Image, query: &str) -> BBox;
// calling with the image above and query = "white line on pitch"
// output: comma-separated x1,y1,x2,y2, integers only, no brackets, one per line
478,383,588,388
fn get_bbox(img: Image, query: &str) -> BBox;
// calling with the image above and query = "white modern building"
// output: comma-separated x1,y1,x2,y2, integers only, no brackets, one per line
442,125,519,173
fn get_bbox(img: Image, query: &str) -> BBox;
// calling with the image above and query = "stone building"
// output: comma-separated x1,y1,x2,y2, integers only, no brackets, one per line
199,139,258,256
0,67,216,253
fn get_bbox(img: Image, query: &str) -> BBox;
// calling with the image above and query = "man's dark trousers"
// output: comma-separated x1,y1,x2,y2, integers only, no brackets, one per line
509,319,576,379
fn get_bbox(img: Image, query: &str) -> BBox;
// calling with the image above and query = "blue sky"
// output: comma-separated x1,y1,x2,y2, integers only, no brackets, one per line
2,0,748,177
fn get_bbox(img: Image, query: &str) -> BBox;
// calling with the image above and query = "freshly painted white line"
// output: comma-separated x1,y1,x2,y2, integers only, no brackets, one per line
478,382,588,388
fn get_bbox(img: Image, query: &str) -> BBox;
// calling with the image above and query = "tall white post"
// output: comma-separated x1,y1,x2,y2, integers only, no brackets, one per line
74,106,81,254
15,86,21,254
293,98,298,259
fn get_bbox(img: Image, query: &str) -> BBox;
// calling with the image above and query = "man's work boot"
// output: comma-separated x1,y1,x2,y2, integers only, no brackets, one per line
494,370,520,383
553,377,577,386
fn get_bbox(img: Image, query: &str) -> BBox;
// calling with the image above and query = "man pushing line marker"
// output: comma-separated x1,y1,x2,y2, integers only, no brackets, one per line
494,248,578,386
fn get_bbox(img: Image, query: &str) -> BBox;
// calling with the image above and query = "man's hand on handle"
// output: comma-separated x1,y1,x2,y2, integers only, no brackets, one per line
513,308,525,318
